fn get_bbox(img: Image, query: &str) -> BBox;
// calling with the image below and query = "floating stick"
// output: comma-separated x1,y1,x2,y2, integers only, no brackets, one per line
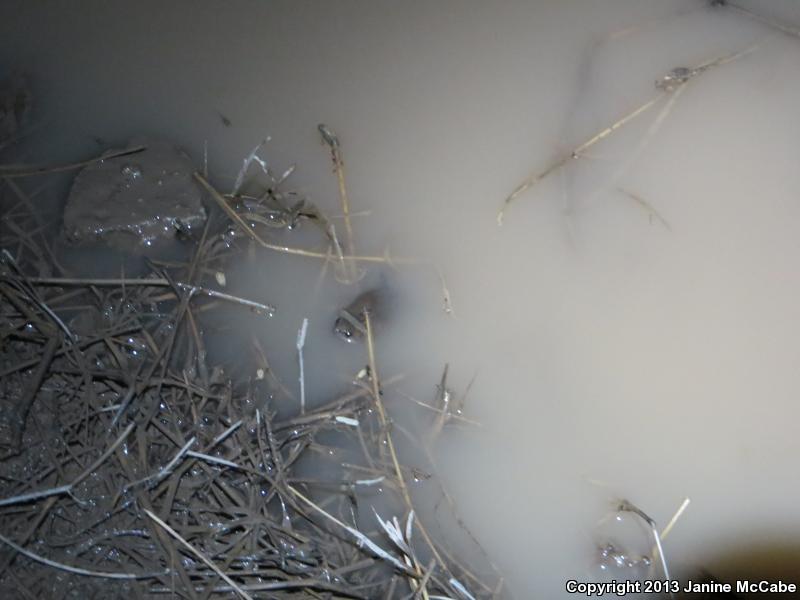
498,44,758,225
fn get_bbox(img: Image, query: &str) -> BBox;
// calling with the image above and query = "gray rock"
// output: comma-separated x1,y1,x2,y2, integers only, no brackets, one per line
62,138,207,248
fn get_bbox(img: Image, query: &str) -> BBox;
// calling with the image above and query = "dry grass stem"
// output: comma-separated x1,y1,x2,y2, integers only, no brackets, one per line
498,43,757,225
0,130,500,599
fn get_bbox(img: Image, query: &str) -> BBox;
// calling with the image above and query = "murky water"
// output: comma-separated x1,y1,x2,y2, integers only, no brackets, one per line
3,0,800,596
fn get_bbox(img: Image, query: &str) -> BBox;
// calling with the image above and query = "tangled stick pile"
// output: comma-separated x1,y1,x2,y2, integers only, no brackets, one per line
0,135,501,599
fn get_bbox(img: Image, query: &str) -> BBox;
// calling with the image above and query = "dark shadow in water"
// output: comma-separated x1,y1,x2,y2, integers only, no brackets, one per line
680,538,800,599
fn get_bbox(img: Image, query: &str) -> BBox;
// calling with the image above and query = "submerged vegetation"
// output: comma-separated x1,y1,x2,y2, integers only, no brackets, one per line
0,125,499,598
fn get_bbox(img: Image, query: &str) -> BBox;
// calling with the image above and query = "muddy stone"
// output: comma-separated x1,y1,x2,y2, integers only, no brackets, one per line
62,138,207,247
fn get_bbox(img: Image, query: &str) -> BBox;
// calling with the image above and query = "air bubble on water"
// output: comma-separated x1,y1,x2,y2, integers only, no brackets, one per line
120,163,143,179
221,227,237,247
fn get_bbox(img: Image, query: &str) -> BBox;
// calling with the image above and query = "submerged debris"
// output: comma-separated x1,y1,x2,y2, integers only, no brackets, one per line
319,123,361,284
61,137,207,248
618,188,672,230
714,1,800,40
497,44,757,225
0,75,31,150
655,66,698,91
616,499,673,587
0,130,500,599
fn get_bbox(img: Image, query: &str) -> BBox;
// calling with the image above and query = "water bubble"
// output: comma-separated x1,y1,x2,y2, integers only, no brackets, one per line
220,227,237,248
120,163,143,179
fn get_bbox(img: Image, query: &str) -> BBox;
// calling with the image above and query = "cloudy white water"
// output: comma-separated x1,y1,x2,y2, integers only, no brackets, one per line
3,0,800,596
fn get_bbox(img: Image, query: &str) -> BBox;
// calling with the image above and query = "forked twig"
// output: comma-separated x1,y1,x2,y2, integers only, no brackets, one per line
319,124,360,283
498,95,662,225
497,44,757,225
617,499,672,592
195,171,417,265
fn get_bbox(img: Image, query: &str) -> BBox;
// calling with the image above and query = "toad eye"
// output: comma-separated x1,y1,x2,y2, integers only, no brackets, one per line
334,319,355,342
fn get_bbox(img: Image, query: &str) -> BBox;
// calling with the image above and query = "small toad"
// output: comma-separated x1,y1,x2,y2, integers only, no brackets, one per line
333,287,389,343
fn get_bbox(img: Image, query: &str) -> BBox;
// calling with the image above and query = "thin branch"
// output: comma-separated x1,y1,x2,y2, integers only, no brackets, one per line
0,145,146,178
144,509,255,600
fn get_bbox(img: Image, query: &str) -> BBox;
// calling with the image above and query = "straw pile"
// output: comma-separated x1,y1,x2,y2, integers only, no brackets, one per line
0,133,501,599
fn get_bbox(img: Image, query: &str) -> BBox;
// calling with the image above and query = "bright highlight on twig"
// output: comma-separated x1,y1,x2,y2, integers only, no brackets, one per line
296,317,309,414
